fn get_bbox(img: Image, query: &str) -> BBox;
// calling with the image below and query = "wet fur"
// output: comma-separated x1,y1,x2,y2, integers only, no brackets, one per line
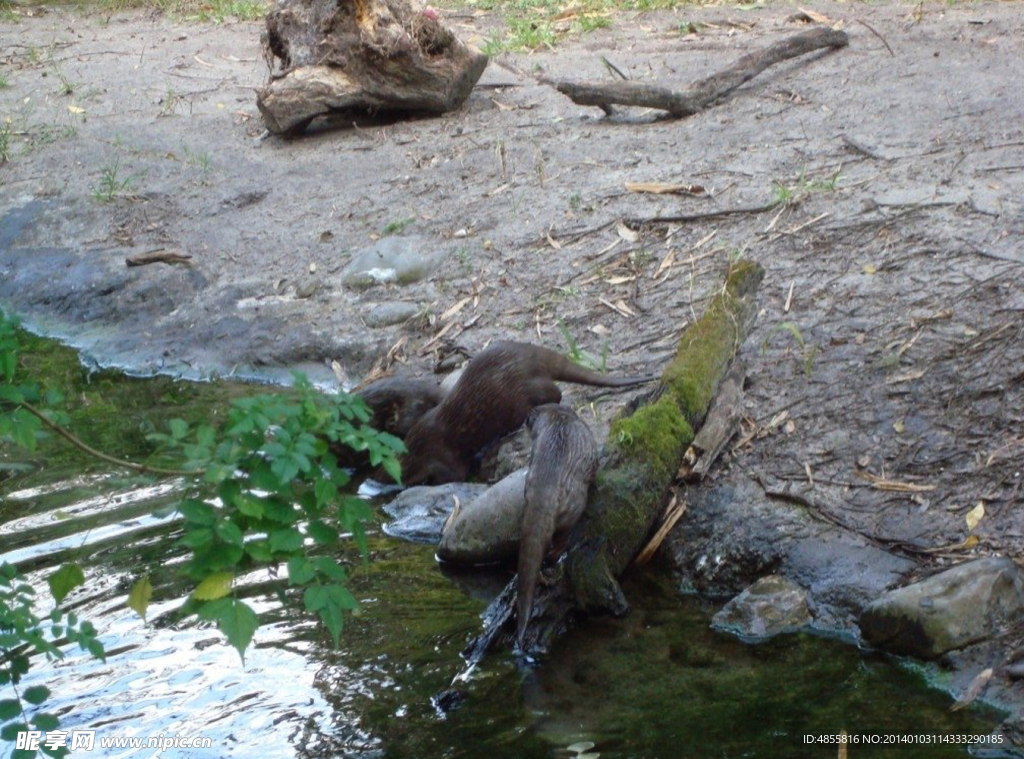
400,341,651,485
516,404,598,648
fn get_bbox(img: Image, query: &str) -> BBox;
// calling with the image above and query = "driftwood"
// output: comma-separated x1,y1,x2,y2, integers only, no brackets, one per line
257,0,488,135
549,28,848,117
125,250,193,267
462,259,764,661
678,359,746,482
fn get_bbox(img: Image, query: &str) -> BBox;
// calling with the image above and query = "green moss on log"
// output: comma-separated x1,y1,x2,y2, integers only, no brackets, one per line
663,259,763,425
565,259,764,613
609,395,694,484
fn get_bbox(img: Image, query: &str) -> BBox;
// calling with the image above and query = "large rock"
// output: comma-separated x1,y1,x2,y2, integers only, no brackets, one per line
711,575,813,640
662,475,914,634
437,468,527,565
342,237,446,290
859,556,1024,660
383,482,487,543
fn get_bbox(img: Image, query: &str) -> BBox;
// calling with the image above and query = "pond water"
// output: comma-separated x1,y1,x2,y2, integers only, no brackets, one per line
0,332,1008,759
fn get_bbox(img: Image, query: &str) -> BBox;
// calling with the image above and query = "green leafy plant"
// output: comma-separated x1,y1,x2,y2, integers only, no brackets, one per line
0,562,105,758
762,321,817,378
558,321,608,374
0,121,10,165
92,158,133,203
381,216,415,236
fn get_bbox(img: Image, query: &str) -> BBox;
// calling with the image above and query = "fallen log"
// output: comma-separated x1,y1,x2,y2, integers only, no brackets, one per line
257,0,488,135
549,28,848,117
463,259,764,660
678,358,746,482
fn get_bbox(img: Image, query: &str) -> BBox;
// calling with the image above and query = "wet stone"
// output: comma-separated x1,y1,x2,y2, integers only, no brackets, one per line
859,556,1024,660
364,301,421,328
383,482,488,543
711,575,813,640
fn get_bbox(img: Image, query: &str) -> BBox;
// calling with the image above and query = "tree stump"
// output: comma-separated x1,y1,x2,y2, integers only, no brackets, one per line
257,0,489,135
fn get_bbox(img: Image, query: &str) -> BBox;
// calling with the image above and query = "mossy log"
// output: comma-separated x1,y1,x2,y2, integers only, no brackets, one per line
257,0,488,135
465,259,765,659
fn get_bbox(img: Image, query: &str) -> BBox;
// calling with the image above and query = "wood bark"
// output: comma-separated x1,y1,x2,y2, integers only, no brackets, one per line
257,0,488,135
464,260,764,661
678,359,746,482
549,28,848,117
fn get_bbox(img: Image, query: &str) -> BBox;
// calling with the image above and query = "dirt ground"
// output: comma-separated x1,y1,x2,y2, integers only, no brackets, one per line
1,0,1023,730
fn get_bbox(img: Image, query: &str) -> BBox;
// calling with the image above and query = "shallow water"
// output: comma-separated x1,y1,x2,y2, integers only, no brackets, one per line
0,334,1008,759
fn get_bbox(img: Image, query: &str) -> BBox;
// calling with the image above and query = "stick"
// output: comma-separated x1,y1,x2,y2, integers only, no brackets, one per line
625,202,778,228
549,28,849,117
125,249,193,267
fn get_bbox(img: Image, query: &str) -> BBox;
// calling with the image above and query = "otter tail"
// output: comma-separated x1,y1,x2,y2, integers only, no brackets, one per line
516,506,555,649
548,350,657,388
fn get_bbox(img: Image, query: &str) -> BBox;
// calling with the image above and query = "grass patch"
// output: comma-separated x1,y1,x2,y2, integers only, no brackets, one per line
74,0,268,22
464,0,692,52
92,157,134,203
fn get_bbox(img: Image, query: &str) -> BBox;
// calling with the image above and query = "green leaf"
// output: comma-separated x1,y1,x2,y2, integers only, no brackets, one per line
315,478,337,507
22,686,50,706
307,520,338,545
47,563,85,604
215,520,245,547
234,495,265,519
31,712,59,730
269,529,303,553
214,599,258,660
244,540,272,562
1,722,28,742
312,558,347,582
179,499,217,526
319,601,345,647
0,699,21,720
381,457,402,486
128,575,153,621
169,418,189,439
193,572,234,601
180,527,213,548
287,557,315,585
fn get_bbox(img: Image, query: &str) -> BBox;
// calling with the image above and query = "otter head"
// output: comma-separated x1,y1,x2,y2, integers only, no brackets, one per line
526,403,567,438
401,446,469,486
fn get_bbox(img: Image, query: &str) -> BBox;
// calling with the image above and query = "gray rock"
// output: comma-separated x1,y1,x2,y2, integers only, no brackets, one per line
364,301,421,328
662,475,914,634
859,556,1024,659
711,575,813,640
341,236,446,290
437,468,528,565
382,482,488,543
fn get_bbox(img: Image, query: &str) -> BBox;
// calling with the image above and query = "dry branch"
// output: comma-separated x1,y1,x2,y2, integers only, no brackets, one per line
549,28,848,117
125,250,193,267
463,259,764,661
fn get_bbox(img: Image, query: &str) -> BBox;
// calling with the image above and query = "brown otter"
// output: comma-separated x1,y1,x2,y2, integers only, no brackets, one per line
399,341,652,486
516,404,598,648
331,377,445,468
357,377,445,438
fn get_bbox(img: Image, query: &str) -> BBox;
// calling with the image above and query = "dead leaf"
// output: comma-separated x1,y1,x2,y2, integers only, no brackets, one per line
655,249,677,278
441,296,472,322
598,297,634,318
886,368,927,384
893,419,905,434
965,501,985,532
590,324,610,336
790,7,833,24
784,420,796,435
546,233,562,250
330,360,348,385
951,668,993,711
863,263,877,275
604,275,637,285
67,104,85,114
616,221,640,243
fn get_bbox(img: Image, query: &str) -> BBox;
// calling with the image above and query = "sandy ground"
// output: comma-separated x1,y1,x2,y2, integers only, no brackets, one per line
2,0,1023,731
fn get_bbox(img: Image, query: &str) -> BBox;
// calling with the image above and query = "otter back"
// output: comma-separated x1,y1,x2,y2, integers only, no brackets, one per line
516,404,598,648
400,341,649,485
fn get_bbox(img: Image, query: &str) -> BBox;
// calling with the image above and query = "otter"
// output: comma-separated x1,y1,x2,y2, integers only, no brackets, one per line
516,404,598,648
357,377,445,438
399,341,652,486
331,377,445,469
